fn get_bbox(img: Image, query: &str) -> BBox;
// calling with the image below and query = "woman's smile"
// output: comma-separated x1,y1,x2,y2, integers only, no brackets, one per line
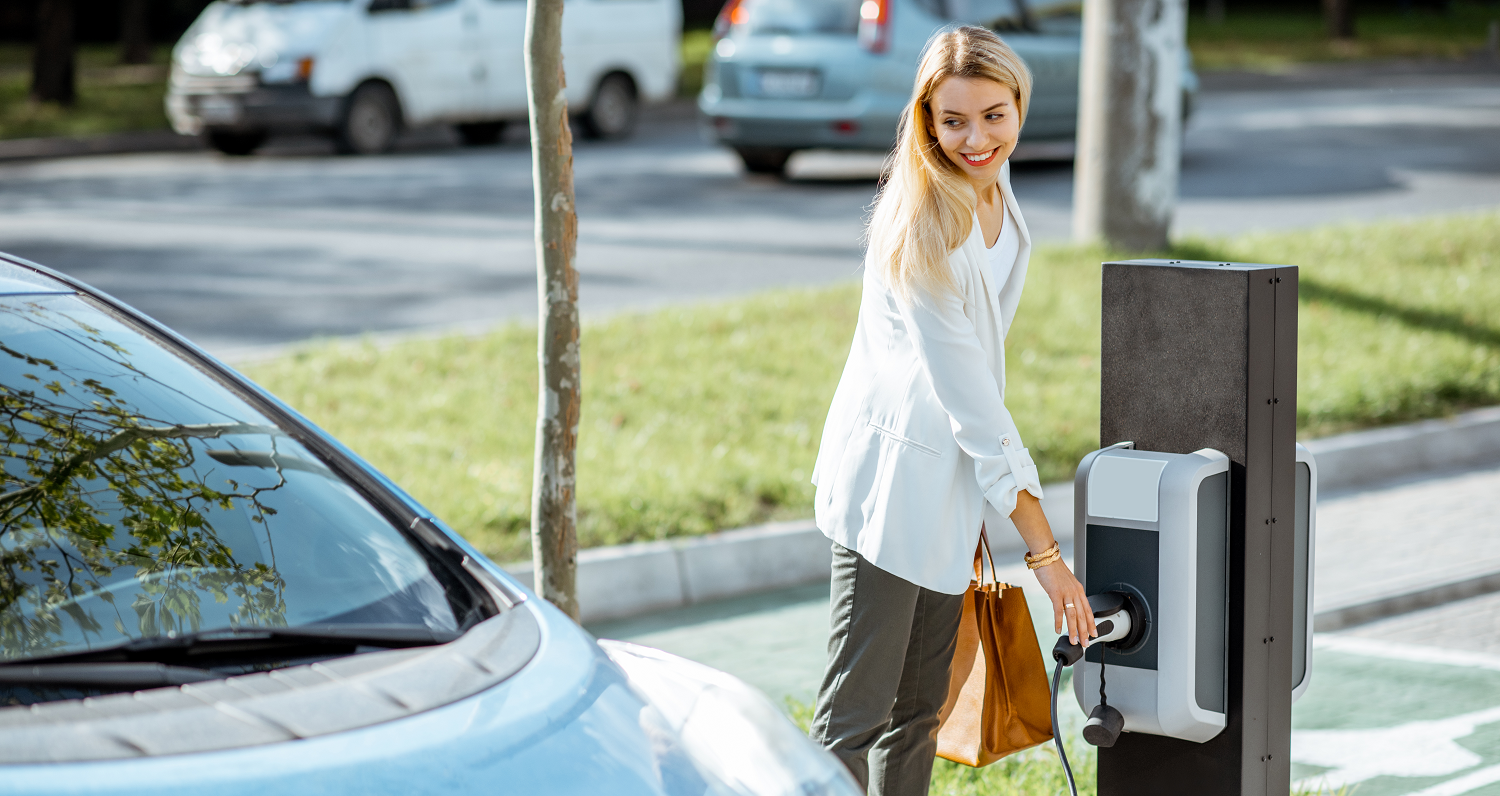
962,148,998,167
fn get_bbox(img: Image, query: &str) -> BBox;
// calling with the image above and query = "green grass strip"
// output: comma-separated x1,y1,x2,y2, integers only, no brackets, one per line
245,211,1500,563
1186,1,1498,71
0,45,172,141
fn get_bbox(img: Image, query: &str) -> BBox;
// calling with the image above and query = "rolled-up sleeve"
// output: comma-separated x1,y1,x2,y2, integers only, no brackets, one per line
897,281,1043,518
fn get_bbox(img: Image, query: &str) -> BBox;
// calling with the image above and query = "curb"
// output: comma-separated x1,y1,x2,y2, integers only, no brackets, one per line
510,406,1500,625
504,520,833,624
1314,570,1500,633
1301,405,1500,492
0,130,202,163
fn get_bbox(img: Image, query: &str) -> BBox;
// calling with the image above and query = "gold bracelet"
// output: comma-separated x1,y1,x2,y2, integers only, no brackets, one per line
1024,541,1061,570
1026,548,1061,570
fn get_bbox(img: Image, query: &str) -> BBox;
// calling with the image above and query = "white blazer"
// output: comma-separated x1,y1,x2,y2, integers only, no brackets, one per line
811,162,1044,595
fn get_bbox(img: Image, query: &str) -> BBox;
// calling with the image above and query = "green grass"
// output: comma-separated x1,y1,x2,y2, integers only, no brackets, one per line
244,212,1500,565
1187,1,1499,71
0,44,172,141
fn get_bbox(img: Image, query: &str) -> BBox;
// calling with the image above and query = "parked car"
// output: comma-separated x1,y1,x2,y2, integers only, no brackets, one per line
0,252,860,796
699,0,1198,175
166,0,681,156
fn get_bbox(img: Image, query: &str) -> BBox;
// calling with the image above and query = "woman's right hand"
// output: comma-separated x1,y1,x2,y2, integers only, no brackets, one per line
1032,559,1097,646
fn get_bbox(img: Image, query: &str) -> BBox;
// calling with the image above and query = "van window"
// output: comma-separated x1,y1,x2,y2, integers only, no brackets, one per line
740,0,861,35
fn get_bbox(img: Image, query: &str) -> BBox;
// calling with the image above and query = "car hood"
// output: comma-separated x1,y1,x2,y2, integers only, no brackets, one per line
174,0,348,78
0,596,692,796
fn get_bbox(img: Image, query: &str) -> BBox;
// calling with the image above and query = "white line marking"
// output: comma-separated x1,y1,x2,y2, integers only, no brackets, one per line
1314,634,1500,673
1402,763,1500,796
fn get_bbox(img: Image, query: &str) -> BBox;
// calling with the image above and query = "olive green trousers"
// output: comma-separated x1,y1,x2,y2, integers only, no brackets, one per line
810,543,964,796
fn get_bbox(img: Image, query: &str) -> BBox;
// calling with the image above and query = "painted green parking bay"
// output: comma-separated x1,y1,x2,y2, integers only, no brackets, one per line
591,580,1500,795
1293,638,1500,796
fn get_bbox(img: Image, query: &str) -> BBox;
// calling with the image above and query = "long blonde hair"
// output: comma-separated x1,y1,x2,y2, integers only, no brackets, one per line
868,26,1033,303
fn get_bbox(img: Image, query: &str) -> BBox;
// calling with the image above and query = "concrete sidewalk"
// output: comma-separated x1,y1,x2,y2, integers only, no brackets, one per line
589,459,1500,796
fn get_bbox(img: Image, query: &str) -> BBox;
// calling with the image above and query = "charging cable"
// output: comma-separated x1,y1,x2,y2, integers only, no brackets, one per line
1049,593,1138,796
1050,659,1079,796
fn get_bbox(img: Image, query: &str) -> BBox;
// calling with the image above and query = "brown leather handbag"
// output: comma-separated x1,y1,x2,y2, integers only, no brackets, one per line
935,528,1055,766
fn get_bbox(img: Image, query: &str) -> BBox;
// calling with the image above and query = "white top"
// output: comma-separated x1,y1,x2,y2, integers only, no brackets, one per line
985,199,1021,306
811,163,1043,594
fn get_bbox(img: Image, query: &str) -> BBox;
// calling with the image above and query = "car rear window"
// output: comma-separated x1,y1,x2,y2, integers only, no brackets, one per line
740,0,861,35
0,294,471,663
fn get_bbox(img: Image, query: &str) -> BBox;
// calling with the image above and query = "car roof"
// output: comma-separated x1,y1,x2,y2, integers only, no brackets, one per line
0,259,74,296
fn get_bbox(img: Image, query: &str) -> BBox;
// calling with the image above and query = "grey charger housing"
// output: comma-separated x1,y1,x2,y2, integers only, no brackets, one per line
1072,442,1318,743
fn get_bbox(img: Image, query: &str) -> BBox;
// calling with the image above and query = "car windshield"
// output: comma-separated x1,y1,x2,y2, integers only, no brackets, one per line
0,294,466,664
740,0,861,35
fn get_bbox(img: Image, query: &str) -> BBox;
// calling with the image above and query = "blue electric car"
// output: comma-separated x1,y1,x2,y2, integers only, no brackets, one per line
0,252,859,796
700,0,1198,175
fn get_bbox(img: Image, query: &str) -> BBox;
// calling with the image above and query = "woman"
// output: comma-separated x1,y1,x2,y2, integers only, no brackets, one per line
808,26,1097,796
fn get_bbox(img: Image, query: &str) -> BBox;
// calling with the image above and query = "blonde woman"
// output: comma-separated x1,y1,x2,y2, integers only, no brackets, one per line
809,26,1097,795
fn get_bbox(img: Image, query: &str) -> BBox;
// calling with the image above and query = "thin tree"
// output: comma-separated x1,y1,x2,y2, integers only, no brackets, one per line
31,0,76,105
1072,0,1188,251
524,0,580,620
1323,0,1356,41
120,0,153,65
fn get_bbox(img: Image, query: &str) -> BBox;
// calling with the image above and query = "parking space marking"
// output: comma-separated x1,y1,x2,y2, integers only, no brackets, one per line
1294,636,1500,795
1315,634,1500,673
1405,763,1500,796
1294,705,1500,790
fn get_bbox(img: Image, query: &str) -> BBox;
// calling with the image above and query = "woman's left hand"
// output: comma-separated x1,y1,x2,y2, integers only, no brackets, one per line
1032,560,1096,647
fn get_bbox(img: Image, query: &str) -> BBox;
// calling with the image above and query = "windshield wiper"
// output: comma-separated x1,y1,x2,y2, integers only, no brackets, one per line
0,661,220,689
9,624,459,667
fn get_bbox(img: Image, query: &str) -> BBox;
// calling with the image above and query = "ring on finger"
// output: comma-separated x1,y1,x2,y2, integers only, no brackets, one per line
1064,602,1076,609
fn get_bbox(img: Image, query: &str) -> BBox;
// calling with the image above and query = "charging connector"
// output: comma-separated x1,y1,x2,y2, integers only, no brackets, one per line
1048,590,1145,796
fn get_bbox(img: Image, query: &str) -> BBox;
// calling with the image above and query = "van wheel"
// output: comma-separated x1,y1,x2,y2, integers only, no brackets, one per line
735,147,793,176
580,74,637,140
456,121,506,146
206,130,267,156
337,82,401,155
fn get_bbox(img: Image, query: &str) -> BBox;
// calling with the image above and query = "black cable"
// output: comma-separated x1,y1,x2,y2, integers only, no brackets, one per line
1051,659,1078,796
1099,644,1107,709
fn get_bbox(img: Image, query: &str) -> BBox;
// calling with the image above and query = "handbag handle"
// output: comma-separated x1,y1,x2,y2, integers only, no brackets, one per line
973,526,1001,586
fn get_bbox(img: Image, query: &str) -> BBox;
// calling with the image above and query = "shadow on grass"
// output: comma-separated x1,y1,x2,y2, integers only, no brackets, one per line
1169,242,1500,349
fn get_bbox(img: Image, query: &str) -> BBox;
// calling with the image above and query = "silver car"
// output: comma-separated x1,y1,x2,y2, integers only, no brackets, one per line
700,0,1196,175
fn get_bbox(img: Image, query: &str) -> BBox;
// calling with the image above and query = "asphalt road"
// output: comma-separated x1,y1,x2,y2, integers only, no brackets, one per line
0,63,1496,359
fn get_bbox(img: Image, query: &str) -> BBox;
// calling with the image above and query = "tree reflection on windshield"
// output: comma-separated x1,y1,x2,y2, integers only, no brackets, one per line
0,299,288,660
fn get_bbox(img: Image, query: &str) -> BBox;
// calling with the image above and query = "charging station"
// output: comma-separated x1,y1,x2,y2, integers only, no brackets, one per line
1078,259,1303,795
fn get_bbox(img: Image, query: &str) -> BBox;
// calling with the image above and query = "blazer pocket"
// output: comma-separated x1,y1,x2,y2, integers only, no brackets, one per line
869,421,942,459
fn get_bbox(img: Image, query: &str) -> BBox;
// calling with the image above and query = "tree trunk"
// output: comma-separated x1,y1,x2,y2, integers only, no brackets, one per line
1326,0,1362,39
1072,0,1187,251
31,0,76,105
1322,0,1355,40
1206,0,1226,26
525,0,581,620
120,0,153,65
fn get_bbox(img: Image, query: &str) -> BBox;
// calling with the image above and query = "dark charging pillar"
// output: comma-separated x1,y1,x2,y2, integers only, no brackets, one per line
1095,259,1298,795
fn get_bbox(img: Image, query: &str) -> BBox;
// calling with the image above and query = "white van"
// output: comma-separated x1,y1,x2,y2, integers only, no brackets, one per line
166,0,680,155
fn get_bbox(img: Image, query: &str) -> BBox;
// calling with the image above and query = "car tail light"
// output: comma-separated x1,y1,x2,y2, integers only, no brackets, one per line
713,0,748,41
858,0,891,54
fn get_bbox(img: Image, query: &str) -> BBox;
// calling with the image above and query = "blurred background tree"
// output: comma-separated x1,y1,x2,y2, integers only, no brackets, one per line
119,0,152,64
29,0,74,104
